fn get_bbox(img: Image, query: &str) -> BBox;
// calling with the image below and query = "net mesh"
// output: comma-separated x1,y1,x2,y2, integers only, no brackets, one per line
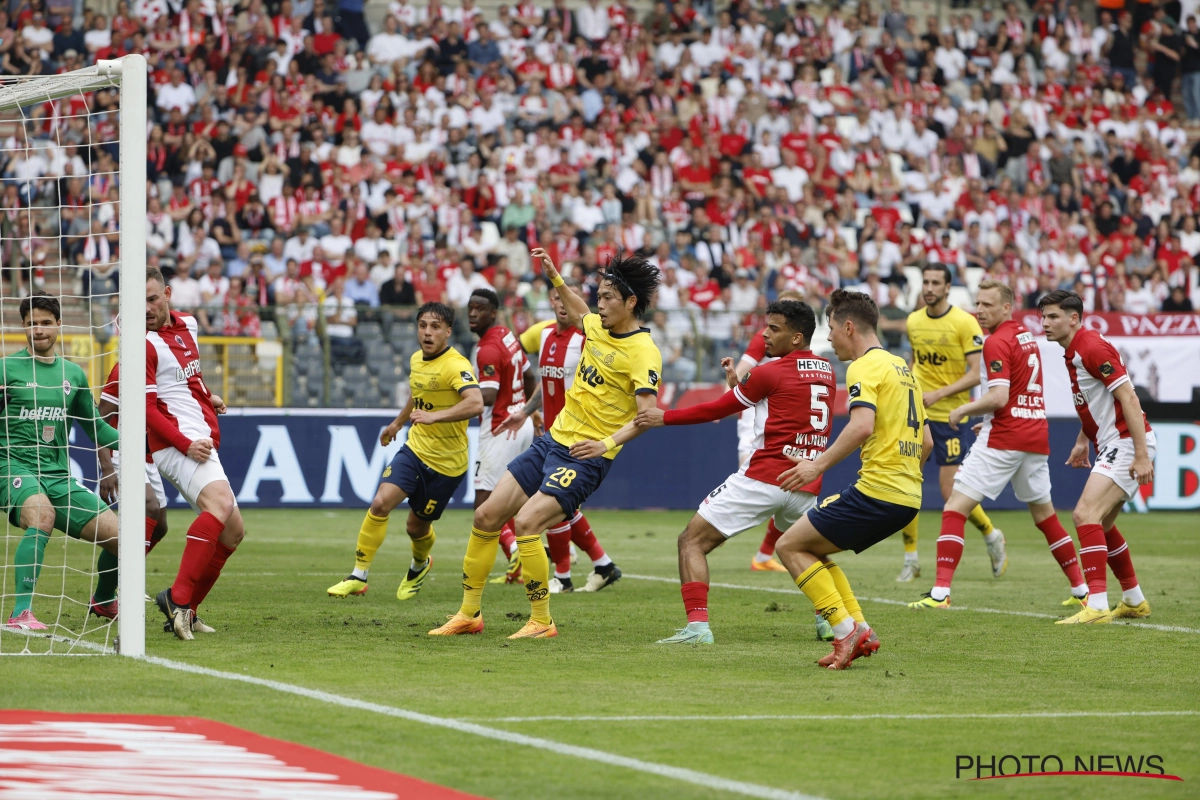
0,67,126,655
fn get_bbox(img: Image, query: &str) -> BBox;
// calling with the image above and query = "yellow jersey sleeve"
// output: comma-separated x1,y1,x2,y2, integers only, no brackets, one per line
550,314,663,460
404,347,477,477
847,349,926,509
519,319,553,355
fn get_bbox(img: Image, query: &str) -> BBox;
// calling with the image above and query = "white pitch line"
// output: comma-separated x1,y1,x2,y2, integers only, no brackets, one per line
471,710,1200,723
141,654,825,800
623,574,1200,635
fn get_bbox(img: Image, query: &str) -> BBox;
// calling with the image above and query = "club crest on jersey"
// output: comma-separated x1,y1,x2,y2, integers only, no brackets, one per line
42,425,54,442
1099,361,1115,377
973,335,984,347
174,335,193,356
648,369,659,387
549,342,557,356
848,382,862,399
990,360,1003,373
62,380,71,396
11,477,20,489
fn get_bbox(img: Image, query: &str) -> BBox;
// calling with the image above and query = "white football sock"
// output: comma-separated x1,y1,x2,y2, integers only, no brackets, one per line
554,571,571,580
593,554,612,568
904,552,919,564
930,586,950,601
1088,592,1109,612
1123,585,1145,605
351,568,368,580
832,618,857,639
1071,584,1087,598
754,552,773,563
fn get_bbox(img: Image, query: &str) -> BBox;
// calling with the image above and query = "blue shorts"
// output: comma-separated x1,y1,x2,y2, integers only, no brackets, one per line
806,485,919,554
380,445,465,521
928,420,975,467
507,432,613,519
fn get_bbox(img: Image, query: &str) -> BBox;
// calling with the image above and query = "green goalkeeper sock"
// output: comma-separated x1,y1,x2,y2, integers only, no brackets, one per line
94,549,118,604
12,527,50,616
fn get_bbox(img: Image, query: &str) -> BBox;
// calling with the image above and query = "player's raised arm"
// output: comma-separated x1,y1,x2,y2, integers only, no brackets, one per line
532,247,588,327
636,386,749,428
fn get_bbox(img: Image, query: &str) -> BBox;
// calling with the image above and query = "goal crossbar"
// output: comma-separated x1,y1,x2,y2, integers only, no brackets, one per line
0,61,129,112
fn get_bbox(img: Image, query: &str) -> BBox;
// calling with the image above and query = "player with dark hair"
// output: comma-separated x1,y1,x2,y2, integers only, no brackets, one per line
431,248,661,638
730,289,806,572
327,302,483,601
909,280,1088,609
2,293,122,631
508,278,621,593
1039,290,1154,624
773,289,934,669
636,300,837,644
466,287,538,584
899,264,1004,583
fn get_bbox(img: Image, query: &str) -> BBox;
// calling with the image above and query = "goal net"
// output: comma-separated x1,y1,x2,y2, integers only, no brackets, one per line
0,57,146,657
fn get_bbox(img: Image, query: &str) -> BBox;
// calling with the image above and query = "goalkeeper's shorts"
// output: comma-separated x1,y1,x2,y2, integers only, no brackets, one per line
0,471,107,538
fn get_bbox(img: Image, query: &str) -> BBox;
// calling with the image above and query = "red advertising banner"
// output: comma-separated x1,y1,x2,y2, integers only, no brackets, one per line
1018,312,1200,337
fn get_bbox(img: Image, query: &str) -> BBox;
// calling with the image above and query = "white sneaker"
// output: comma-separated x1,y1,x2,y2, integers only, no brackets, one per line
191,615,216,634
549,577,574,594
578,565,621,592
986,529,1007,578
895,562,921,582
171,608,194,641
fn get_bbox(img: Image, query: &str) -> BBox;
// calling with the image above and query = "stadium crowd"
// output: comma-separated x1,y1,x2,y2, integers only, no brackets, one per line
3,0,1200,377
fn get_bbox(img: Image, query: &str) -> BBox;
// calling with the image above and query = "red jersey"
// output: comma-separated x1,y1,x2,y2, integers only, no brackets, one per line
978,320,1048,454
664,349,835,492
529,321,585,429
1063,329,1150,448
474,325,529,435
101,363,153,464
145,312,220,454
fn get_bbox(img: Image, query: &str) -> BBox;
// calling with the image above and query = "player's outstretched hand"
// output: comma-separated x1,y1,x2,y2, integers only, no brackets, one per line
380,421,401,446
635,407,666,428
922,389,941,409
188,438,213,464
497,410,527,438
1066,441,1091,468
409,409,435,426
778,454,820,493
971,422,983,436
1131,453,1154,485
721,357,737,387
947,405,967,431
531,247,559,281
99,470,118,505
211,394,228,415
569,440,608,460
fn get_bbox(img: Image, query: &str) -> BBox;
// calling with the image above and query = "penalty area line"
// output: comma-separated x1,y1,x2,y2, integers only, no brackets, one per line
623,574,1200,635
139,654,826,800
467,710,1200,724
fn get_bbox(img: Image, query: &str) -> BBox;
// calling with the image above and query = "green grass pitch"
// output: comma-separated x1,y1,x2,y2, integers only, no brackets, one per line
2,508,1198,799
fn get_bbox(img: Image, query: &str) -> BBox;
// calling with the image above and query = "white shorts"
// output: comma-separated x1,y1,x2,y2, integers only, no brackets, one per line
1093,432,1157,500
475,418,535,492
152,448,235,512
954,436,1052,505
697,470,818,538
736,408,755,465
111,451,168,507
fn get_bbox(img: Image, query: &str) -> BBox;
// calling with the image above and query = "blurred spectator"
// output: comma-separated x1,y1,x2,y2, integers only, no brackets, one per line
324,275,364,363
345,261,380,307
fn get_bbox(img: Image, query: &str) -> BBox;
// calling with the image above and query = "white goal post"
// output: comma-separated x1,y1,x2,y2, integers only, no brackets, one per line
0,56,146,656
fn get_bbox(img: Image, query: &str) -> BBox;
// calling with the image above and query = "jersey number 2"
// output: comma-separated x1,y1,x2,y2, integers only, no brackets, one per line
906,389,920,434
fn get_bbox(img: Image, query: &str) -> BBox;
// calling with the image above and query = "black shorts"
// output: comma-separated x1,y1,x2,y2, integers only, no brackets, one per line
928,420,975,466
508,432,613,519
380,445,465,521
806,485,919,554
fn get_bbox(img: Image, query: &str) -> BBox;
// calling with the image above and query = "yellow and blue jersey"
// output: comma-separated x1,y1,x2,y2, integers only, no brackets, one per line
550,313,662,460
845,347,927,509
906,305,983,423
406,346,478,477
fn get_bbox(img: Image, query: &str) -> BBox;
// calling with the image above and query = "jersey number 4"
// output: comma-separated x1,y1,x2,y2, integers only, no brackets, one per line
906,389,921,435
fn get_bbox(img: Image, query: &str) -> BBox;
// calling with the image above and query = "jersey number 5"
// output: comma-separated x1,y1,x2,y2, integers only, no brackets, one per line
810,385,830,431
906,389,920,435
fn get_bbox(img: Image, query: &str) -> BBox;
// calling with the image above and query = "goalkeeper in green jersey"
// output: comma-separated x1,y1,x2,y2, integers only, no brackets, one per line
2,293,122,632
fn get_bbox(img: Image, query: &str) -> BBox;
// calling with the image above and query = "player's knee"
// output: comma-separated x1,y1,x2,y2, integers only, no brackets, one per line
405,516,429,538
1071,503,1098,528
22,496,54,531
221,512,245,548
473,503,502,532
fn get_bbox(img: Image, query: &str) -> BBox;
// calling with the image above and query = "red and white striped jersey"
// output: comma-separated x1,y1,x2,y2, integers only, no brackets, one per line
101,363,153,464
474,325,529,435
146,311,220,454
523,320,585,429
1062,328,1150,448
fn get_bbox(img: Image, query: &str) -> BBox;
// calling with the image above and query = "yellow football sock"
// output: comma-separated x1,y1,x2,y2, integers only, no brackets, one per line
968,505,994,536
825,561,864,624
794,562,849,630
901,515,919,554
410,526,436,566
459,527,499,617
354,511,389,572
516,534,552,624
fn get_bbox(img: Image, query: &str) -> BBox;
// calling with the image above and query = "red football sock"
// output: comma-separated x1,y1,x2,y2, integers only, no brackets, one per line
1075,523,1109,595
570,513,605,562
170,512,224,607
145,516,161,553
1104,525,1139,592
547,519,572,575
498,521,517,559
934,510,967,590
758,519,784,557
191,542,235,612
1036,516,1085,587
681,581,709,623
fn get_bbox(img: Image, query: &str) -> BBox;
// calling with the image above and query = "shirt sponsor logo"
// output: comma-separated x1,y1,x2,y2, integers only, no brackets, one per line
174,359,202,383
18,406,66,421
1016,331,1034,345
916,350,949,367
795,359,833,374
539,365,568,379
